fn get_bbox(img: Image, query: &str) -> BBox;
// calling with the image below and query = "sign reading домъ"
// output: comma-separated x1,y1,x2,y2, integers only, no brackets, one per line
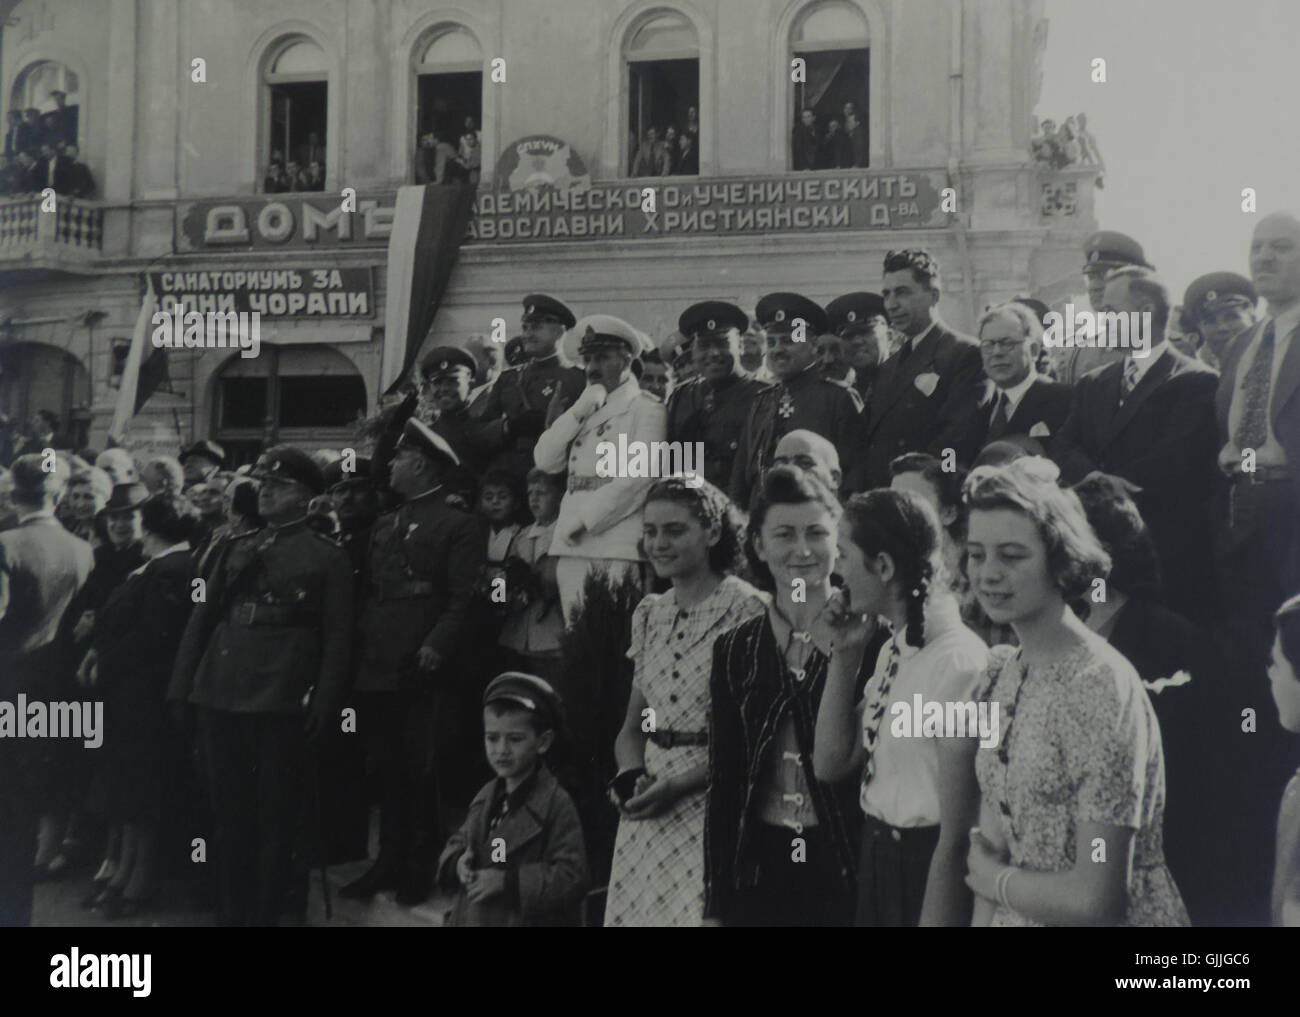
176,170,949,251
147,268,374,318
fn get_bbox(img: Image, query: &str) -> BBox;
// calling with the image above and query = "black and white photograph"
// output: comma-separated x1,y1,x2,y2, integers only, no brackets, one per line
0,0,1297,990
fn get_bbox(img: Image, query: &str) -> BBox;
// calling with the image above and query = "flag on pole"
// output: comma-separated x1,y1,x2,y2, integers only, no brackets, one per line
109,276,166,442
380,184,475,396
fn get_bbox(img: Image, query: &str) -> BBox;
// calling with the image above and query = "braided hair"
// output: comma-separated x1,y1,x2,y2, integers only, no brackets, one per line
844,489,942,648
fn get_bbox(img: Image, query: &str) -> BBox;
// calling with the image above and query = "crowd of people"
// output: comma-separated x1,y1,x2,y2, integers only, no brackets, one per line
1032,113,1104,185
791,101,869,171
630,108,700,176
1,95,95,199
413,117,482,187
2,211,1300,928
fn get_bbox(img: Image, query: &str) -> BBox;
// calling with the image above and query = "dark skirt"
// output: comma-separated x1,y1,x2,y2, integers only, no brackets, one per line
723,823,854,927
854,813,940,927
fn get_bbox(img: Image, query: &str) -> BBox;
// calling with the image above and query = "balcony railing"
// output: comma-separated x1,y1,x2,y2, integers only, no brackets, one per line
0,196,105,269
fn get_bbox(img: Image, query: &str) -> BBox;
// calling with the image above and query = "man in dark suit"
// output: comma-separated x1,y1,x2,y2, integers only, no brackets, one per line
41,91,78,149
1054,266,1221,624
845,111,868,168
1212,209,1300,925
851,249,984,491
791,108,819,171
955,301,1071,464
0,456,94,925
169,445,354,926
342,419,486,905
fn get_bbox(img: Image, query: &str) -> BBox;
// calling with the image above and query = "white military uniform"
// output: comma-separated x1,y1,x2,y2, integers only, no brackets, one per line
535,374,667,623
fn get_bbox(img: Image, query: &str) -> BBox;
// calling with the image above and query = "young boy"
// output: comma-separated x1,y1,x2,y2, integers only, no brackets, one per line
436,672,589,926
1270,595,1300,927
499,469,564,680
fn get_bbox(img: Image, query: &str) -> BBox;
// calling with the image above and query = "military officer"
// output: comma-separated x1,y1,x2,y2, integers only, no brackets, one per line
168,445,353,926
1182,270,1259,368
825,291,891,407
419,345,496,484
535,314,665,624
180,439,226,490
728,293,864,509
666,300,770,491
343,418,487,906
474,294,586,479
1056,231,1154,385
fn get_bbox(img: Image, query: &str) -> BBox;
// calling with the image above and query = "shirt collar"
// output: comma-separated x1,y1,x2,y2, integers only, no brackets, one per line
1267,305,1300,342
17,508,57,525
995,371,1038,415
1127,340,1168,384
155,540,191,558
493,766,542,814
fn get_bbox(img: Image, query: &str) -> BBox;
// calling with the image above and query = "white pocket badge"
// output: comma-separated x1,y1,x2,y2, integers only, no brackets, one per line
1029,421,1052,438
914,372,940,397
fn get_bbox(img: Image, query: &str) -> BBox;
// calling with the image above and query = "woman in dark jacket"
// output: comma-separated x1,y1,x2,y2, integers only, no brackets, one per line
81,493,198,918
705,466,861,926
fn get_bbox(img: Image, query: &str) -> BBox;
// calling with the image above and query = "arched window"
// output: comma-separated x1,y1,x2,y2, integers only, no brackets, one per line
413,25,483,185
625,10,699,177
214,345,366,464
262,36,328,193
9,60,82,151
0,342,90,448
790,2,871,170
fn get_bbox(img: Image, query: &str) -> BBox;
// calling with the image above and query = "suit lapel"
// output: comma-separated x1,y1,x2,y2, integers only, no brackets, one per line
1005,378,1043,433
870,326,943,428
1216,321,1259,429
1103,349,1176,449
1271,321,1300,426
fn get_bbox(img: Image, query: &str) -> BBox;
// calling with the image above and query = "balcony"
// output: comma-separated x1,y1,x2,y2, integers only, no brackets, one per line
0,196,108,275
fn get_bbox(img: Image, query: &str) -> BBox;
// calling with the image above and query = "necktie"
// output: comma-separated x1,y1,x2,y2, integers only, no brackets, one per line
1234,320,1276,451
1120,357,1139,400
988,392,1010,440
862,640,902,785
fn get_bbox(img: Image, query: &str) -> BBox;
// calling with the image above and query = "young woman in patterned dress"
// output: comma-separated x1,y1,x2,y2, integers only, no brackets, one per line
603,477,764,926
961,457,1189,926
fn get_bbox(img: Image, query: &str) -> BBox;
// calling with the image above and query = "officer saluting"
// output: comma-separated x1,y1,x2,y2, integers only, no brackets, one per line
419,345,495,481
475,294,586,478
343,418,487,906
729,292,864,508
666,301,770,490
169,445,353,927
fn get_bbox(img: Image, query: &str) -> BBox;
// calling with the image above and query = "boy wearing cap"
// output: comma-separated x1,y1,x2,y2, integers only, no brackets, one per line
436,672,589,926
1183,270,1258,368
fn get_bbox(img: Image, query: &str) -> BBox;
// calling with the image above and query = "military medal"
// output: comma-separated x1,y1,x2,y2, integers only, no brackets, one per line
542,382,555,397
778,389,795,419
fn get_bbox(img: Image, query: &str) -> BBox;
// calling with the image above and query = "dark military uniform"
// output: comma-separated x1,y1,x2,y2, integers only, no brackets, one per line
473,354,586,478
668,374,771,490
350,446,487,899
170,512,354,926
729,294,864,509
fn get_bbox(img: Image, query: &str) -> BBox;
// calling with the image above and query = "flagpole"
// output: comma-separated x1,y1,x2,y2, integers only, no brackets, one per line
108,274,158,443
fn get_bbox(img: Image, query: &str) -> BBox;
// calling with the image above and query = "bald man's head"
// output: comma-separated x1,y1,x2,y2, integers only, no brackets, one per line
1251,211,1300,309
772,429,841,491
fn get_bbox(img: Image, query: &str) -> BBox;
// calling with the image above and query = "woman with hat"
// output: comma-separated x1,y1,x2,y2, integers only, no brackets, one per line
80,493,199,918
603,477,765,926
36,482,150,884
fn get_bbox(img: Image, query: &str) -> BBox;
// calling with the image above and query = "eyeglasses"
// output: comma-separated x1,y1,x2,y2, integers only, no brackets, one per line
979,338,1027,353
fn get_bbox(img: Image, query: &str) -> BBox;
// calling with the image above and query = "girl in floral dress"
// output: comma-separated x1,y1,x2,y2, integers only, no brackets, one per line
603,478,764,926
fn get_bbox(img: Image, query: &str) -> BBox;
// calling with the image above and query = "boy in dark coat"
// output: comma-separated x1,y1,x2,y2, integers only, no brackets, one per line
437,672,588,926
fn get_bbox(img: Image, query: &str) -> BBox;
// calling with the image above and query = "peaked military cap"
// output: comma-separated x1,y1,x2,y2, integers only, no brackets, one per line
179,439,226,468
396,417,461,468
1182,272,1258,326
755,292,829,336
825,292,887,337
252,445,325,494
678,301,749,341
564,314,651,362
1083,231,1152,271
521,294,577,330
420,345,477,380
484,671,562,727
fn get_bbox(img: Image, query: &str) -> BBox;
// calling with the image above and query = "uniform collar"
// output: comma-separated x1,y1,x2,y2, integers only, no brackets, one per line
602,376,640,413
17,508,57,525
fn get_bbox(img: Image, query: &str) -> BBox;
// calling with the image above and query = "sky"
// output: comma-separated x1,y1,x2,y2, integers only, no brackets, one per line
1037,0,1300,302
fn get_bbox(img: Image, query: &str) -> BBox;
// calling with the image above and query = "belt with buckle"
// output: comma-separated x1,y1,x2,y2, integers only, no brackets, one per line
230,602,320,627
568,475,612,493
372,580,436,601
862,812,939,844
647,728,708,749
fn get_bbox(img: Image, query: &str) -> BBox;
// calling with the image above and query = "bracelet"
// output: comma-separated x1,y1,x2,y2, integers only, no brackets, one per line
995,866,1016,910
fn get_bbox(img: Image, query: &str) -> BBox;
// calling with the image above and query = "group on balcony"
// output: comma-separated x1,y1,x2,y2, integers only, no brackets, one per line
1,100,95,200
791,103,868,171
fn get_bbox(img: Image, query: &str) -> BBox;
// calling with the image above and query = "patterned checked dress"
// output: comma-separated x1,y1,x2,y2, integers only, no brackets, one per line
603,576,766,927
